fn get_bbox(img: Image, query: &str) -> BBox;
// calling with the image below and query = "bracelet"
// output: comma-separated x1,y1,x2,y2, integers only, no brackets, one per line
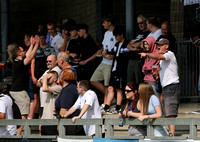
147,115,150,119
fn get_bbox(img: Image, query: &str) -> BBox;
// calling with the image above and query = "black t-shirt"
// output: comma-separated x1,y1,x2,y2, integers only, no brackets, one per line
34,45,55,79
4,59,12,78
10,59,29,91
67,37,83,58
81,35,98,61
55,83,80,118
130,30,150,60
157,33,177,53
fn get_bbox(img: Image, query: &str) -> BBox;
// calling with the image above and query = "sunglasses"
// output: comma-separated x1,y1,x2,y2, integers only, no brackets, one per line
137,22,144,25
46,60,52,63
125,90,134,93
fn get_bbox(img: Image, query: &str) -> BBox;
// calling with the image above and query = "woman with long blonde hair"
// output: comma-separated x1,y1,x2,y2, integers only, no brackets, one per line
137,82,168,136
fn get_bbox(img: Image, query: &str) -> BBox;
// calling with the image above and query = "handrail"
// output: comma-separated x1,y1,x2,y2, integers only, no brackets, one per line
0,118,200,140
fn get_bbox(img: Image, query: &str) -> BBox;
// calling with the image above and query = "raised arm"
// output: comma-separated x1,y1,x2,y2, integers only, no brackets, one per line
24,35,40,65
139,52,165,60
42,74,53,93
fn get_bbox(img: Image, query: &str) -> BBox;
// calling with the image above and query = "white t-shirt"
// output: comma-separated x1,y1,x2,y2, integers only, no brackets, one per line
50,34,62,55
159,51,179,87
73,90,104,136
102,30,117,65
147,29,162,41
41,85,62,119
0,94,17,135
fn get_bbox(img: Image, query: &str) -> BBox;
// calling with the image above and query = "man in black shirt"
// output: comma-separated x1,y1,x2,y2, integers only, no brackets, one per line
126,15,150,83
77,24,99,80
9,35,39,135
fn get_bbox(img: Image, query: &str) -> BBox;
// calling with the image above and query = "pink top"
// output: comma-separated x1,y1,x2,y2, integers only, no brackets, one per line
142,36,160,82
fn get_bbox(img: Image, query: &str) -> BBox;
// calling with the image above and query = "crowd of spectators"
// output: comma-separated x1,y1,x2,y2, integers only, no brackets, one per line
0,15,181,137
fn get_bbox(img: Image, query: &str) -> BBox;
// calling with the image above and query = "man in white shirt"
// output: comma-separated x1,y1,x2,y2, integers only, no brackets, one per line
139,38,180,136
63,80,104,136
90,15,117,110
47,21,62,55
0,82,17,136
146,17,162,41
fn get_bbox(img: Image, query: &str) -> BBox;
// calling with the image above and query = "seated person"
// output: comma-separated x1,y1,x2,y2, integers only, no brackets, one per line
63,80,105,137
0,82,17,135
54,68,85,135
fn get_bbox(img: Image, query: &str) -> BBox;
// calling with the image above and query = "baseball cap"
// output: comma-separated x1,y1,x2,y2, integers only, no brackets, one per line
155,38,170,45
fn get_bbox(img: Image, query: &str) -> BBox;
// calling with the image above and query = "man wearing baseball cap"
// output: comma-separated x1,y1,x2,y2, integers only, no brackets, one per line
139,38,180,136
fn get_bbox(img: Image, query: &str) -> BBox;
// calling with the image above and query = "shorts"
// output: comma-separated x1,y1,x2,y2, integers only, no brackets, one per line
90,63,112,86
162,83,181,117
109,71,123,89
10,91,30,115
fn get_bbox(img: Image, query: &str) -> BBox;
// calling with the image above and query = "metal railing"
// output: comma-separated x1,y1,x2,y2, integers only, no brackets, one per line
1,118,200,140
176,40,200,99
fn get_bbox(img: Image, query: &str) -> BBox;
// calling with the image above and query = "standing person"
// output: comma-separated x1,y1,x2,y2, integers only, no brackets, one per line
146,17,162,41
29,32,55,119
47,21,62,55
55,68,85,135
77,24,99,81
63,80,105,137
126,15,150,84
141,36,160,96
103,26,130,114
158,21,177,54
41,71,62,135
9,35,39,135
90,15,116,110
0,82,17,136
139,38,180,136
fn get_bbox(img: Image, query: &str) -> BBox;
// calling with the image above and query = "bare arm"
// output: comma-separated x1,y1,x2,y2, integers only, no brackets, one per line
127,40,142,51
138,105,162,121
42,74,53,93
79,52,97,65
24,35,40,65
63,106,77,118
72,104,90,123
31,58,37,84
139,52,166,60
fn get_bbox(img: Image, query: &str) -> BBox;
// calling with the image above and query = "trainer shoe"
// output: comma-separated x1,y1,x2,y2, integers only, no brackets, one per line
192,109,200,114
110,108,122,114
101,108,110,114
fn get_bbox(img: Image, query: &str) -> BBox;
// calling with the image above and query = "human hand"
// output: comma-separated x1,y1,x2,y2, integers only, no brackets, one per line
139,53,147,58
72,116,80,123
32,76,38,84
79,60,87,65
138,115,147,122
30,36,35,45
35,35,40,44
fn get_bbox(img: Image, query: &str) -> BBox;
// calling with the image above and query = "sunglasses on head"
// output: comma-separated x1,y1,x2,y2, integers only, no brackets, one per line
125,90,134,93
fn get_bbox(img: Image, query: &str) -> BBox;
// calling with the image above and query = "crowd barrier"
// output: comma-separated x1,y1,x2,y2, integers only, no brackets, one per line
1,118,200,141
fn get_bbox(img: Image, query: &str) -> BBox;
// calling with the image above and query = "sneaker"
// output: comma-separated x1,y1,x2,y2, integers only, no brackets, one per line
100,104,105,112
101,108,110,114
192,109,200,114
110,108,122,114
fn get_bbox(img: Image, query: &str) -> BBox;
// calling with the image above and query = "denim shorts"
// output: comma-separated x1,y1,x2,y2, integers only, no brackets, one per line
162,83,181,117
128,125,168,136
